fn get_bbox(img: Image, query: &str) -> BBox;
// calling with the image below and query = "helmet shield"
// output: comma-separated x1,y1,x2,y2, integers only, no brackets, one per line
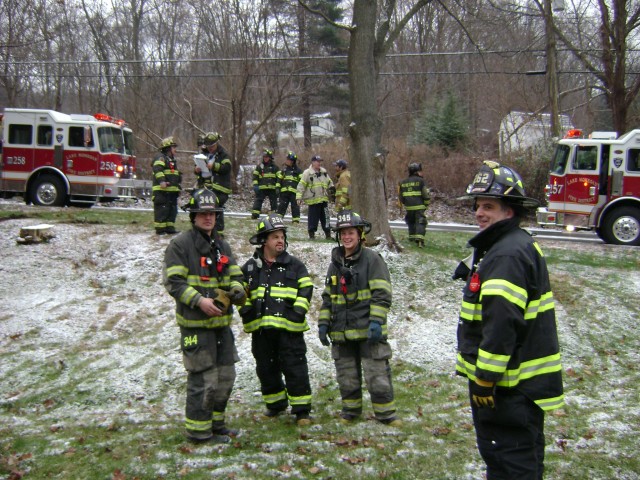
203,132,220,146
183,188,224,213
159,136,178,150
250,213,287,245
465,161,539,208
331,210,372,235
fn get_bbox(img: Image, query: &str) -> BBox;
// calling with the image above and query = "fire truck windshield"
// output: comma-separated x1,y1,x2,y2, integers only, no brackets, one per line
551,144,570,174
123,130,135,156
98,127,125,153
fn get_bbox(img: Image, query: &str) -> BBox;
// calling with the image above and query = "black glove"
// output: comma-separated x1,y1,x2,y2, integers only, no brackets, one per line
367,321,382,344
470,380,496,409
318,325,330,346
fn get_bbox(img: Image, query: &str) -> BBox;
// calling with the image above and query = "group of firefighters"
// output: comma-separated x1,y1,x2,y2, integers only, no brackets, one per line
151,133,430,245
156,133,564,480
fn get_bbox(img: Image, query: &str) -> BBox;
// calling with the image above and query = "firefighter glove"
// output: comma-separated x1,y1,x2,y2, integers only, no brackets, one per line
212,288,231,313
470,379,496,409
228,285,247,306
318,325,330,346
367,321,382,344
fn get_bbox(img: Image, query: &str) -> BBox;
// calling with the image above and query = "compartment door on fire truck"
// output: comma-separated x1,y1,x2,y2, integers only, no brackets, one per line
2,121,35,192
623,149,640,197
66,125,98,197
563,144,600,214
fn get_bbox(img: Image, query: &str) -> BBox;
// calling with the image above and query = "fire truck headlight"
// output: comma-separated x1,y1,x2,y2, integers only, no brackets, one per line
566,225,575,232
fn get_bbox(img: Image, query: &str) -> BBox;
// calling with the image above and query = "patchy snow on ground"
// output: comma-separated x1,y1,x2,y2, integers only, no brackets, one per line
1,199,639,478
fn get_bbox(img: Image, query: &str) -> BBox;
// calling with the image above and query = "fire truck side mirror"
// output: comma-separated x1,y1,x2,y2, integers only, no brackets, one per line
83,126,93,147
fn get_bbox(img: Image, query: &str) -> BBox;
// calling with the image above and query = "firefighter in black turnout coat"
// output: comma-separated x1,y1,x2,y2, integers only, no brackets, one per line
454,161,564,479
239,214,314,425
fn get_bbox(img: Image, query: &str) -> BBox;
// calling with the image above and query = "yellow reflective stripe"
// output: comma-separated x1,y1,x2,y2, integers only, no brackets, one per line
319,309,331,321
369,278,391,293
402,191,423,197
166,265,188,277
270,286,298,299
228,265,243,277
460,300,482,321
177,313,233,328
185,417,211,431
404,205,426,211
477,348,510,373
179,286,200,305
298,276,313,288
243,316,309,333
533,241,544,257
293,297,310,310
372,400,396,412
288,393,312,405
525,292,555,320
480,279,528,310
342,398,362,409
212,411,225,422
187,274,233,288
263,390,287,403
535,394,565,411
370,304,389,318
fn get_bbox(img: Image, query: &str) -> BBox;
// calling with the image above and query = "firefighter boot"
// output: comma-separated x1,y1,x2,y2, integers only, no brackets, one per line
416,239,424,248
308,230,315,240
212,420,238,437
324,230,332,240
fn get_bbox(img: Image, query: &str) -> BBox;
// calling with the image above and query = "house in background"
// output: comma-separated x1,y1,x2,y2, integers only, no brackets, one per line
276,112,337,143
499,111,574,158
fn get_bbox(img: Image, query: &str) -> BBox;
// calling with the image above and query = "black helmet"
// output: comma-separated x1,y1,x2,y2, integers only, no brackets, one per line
286,151,298,162
335,159,348,169
263,148,274,159
408,163,422,175
332,210,372,235
183,188,224,213
311,155,322,162
203,132,221,146
250,213,287,245
465,160,539,208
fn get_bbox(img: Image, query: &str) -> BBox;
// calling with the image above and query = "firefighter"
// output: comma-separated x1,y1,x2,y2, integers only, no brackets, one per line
333,159,351,212
194,132,232,235
454,160,564,479
239,213,314,426
296,155,334,239
152,137,182,235
163,188,247,443
398,163,430,248
251,148,279,219
276,151,303,223
319,210,400,426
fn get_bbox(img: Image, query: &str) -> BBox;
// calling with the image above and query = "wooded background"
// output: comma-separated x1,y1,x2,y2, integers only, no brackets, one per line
3,0,639,211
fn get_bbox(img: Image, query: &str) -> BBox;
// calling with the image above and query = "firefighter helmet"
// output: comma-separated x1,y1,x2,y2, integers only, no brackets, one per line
159,136,178,150
249,213,287,245
203,132,221,146
332,210,372,235
263,148,274,159
465,160,539,208
311,155,322,162
286,151,298,162
408,163,422,175
335,159,348,169
183,188,224,213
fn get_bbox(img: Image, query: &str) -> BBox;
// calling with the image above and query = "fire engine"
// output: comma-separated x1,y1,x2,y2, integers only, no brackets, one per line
536,129,640,246
0,108,151,207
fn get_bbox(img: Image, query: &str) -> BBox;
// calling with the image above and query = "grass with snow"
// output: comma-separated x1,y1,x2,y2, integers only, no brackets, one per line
1,204,639,479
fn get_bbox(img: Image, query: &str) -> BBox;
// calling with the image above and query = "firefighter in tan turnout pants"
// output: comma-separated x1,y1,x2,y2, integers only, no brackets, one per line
164,188,247,443
319,210,400,426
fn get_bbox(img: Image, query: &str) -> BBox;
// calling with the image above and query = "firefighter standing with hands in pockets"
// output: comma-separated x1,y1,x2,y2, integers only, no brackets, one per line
164,188,247,444
454,160,564,479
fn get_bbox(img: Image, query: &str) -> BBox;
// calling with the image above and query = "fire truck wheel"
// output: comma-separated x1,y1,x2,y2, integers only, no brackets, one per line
601,207,640,246
31,175,67,207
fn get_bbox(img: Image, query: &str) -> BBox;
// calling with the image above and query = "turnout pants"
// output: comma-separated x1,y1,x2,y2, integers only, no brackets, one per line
252,189,278,218
470,384,546,480
251,329,312,414
331,340,396,421
404,209,427,243
153,191,179,233
277,192,301,222
212,191,229,234
181,326,239,436
307,202,330,236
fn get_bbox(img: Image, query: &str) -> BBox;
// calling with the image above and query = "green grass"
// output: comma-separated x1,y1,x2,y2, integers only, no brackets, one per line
1,204,639,479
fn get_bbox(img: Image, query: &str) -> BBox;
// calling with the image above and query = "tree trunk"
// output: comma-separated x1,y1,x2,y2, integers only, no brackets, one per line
347,0,397,249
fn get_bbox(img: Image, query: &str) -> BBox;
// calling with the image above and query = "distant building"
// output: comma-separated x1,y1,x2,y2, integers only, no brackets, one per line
499,111,574,158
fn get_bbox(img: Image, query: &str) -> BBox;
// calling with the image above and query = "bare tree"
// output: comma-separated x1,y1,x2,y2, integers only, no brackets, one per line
301,0,434,248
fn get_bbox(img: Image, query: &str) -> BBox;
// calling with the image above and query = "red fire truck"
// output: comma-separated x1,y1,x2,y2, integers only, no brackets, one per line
0,108,150,207
536,129,640,245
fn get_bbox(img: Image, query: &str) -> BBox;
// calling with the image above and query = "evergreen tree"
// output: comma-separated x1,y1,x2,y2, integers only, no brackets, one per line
413,92,469,149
